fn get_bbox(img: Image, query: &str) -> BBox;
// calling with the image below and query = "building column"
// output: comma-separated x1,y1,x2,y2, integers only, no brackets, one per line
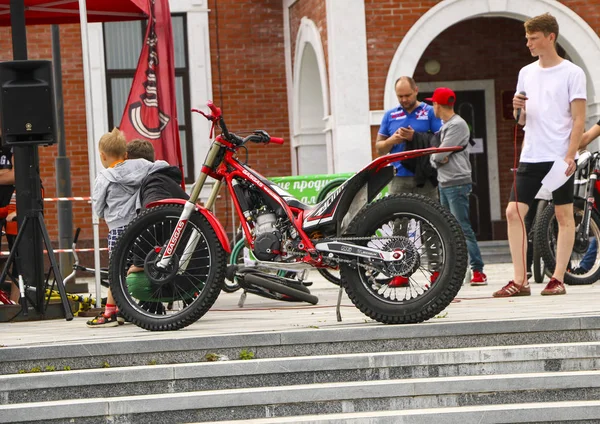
326,0,371,173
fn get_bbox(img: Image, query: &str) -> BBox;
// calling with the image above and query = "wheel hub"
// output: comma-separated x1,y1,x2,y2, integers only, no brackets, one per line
573,233,590,254
144,249,180,285
382,236,419,276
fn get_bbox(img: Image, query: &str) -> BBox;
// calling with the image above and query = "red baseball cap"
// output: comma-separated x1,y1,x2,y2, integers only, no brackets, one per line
425,87,456,106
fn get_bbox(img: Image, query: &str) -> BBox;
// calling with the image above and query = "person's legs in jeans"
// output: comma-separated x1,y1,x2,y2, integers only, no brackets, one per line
439,184,485,281
576,237,597,272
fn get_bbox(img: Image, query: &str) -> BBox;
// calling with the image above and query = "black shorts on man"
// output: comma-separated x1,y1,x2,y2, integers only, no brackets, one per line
509,161,575,206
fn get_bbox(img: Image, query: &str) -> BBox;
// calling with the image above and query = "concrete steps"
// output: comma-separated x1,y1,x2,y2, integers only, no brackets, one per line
2,342,600,405
1,316,600,423
215,401,600,424
1,316,598,374
2,370,600,422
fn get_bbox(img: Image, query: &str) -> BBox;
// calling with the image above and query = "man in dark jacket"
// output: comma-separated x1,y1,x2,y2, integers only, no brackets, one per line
401,131,439,188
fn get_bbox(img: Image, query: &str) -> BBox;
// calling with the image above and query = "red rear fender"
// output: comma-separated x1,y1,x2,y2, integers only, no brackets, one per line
145,199,231,253
370,146,463,172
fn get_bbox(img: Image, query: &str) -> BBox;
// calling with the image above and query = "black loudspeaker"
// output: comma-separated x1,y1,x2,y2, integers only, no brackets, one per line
0,60,56,146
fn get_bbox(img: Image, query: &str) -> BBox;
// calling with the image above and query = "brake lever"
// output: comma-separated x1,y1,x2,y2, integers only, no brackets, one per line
192,108,218,138
192,108,214,121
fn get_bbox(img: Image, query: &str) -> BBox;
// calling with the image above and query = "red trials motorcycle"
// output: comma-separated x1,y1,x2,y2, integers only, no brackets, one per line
109,102,467,331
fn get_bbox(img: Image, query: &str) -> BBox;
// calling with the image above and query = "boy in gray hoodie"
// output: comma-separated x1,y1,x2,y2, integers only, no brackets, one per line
88,129,168,327
429,87,487,286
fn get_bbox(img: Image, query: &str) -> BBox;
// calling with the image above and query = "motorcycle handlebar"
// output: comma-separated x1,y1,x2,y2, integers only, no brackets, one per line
242,131,284,146
193,102,283,146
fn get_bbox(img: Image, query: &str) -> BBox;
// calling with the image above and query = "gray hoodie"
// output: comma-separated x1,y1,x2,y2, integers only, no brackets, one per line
430,114,471,188
92,158,169,230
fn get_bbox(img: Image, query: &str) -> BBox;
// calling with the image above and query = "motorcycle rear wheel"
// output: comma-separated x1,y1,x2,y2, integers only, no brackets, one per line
535,198,600,285
339,193,467,324
109,204,226,331
532,200,549,284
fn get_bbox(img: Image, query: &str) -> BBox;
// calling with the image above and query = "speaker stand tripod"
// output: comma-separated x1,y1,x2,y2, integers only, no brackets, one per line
0,210,73,320
0,144,73,321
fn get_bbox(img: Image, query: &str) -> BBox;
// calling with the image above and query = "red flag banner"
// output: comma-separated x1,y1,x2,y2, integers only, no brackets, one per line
119,0,183,177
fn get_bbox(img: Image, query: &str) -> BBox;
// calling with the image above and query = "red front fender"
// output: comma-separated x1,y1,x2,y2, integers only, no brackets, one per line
145,199,231,253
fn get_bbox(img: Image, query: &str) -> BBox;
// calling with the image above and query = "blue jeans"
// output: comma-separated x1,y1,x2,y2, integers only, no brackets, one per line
439,183,484,272
579,237,597,271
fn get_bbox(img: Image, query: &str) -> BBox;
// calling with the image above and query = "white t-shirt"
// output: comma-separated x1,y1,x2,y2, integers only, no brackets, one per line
516,59,586,162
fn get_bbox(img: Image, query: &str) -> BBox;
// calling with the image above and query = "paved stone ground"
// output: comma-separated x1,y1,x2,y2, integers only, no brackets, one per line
1,262,600,348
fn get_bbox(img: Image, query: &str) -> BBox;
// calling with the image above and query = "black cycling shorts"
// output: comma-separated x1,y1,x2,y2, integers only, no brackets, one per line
509,161,574,206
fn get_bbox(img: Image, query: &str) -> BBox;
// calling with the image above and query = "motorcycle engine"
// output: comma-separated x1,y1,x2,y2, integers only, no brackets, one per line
253,211,281,260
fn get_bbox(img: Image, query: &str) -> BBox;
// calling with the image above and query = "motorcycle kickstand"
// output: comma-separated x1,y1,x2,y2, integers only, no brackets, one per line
297,269,310,282
238,290,248,308
336,285,343,322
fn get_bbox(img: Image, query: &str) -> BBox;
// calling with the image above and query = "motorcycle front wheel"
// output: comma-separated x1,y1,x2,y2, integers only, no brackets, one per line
339,193,467,324
109,204,226,331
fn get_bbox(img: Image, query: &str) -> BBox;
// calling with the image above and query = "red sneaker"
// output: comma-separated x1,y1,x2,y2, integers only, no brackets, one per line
430,271,440,284
389,276,409,287
493,281,531,297
470,271,487,286
541,278,566,296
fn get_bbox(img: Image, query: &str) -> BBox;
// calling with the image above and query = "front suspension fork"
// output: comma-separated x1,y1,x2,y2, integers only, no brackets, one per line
156,180,223,272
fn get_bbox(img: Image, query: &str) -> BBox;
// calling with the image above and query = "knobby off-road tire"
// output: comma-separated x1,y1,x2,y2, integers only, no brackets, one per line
532,200,549,284
339,193,467,324
535,199,600,286
109,204,226,331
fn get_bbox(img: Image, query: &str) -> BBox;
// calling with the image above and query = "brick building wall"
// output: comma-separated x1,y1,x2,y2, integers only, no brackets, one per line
207,0,290,230
207,0,290,176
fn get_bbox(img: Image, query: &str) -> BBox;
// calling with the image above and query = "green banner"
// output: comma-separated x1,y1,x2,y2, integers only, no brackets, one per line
269,173,354,205
270,172,389,206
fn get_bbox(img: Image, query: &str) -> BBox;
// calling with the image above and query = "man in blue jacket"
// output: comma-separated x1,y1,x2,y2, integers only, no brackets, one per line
376,76,442,197
375,76,442,287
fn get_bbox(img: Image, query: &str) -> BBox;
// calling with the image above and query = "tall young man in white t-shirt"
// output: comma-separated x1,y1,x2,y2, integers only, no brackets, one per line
494,13,587,297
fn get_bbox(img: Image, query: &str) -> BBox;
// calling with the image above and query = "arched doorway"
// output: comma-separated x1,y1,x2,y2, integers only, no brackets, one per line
292,18,331,175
